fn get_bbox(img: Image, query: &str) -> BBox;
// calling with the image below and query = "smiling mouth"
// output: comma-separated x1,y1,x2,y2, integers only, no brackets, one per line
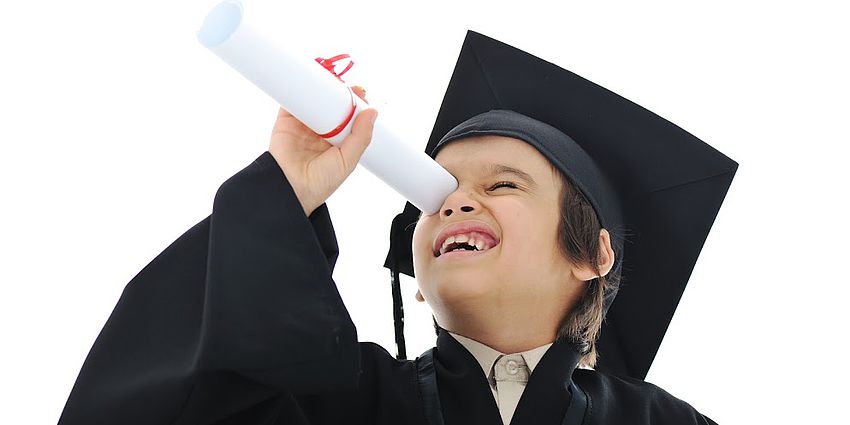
434,232,499,258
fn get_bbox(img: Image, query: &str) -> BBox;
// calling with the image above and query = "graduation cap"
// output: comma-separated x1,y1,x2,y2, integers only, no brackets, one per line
384,30,738,380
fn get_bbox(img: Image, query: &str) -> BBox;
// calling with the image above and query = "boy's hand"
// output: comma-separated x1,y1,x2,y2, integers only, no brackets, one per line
268,87,377,216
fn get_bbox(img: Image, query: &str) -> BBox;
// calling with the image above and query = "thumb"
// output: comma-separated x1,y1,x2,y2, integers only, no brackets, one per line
338,108,378,171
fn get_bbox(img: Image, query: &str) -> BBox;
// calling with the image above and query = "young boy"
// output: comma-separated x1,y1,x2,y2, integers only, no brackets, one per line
59,32,735,425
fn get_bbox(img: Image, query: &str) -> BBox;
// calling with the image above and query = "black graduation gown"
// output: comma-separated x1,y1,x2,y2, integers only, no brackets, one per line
58,151,718,425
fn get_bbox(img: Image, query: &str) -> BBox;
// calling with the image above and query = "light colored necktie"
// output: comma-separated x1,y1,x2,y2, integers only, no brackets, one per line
491,354,530,425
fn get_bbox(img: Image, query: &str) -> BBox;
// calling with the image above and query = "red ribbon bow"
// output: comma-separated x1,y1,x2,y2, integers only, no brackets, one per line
315,54,354,81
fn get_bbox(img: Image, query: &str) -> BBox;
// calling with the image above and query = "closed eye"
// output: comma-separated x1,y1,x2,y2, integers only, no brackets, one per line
488,181,518,191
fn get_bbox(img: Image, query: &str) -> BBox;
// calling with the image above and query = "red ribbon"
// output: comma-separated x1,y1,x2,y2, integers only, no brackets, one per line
315,54,354,81
314,54,357,139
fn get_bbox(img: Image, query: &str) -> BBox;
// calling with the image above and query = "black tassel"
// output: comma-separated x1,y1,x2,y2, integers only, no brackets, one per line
390,265,406,360
387,211,411,360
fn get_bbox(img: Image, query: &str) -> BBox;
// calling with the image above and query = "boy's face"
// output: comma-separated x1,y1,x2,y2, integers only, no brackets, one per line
412,135,580,325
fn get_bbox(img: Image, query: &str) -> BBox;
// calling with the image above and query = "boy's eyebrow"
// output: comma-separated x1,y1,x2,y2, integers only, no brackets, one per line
486,163,537,187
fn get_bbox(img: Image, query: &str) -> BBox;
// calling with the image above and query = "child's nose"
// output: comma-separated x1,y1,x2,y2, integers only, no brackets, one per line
443,205,475,217
440,190,480,217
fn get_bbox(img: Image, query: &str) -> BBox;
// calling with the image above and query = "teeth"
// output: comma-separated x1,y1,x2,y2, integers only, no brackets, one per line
440,236,455,255
439,232,494,256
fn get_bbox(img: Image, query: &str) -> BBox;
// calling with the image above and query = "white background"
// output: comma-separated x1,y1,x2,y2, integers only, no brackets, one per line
1,0,848,423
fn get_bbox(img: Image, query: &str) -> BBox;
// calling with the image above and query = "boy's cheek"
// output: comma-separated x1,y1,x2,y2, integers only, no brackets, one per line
411,230,433,276
412,220,435,257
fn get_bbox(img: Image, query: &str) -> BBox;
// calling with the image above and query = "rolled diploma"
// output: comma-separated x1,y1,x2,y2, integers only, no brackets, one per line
197,0,457,214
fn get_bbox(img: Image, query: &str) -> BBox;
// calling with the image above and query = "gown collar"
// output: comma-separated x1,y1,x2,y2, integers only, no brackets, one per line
434,328,584,424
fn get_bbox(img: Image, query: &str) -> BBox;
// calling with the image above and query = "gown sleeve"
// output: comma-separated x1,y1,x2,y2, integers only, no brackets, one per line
58,151,362,425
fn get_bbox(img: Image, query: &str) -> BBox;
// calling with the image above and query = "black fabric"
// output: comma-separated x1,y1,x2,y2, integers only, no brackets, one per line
564,382,588,425
415,349,445,425
59,152,718,424
383,31,739,380
417,345,589,425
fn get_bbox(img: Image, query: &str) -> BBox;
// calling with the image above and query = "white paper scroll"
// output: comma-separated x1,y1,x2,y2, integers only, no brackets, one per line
197,0,457,214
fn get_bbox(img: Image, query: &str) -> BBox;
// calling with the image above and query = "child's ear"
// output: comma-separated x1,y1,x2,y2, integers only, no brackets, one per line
415,289,425,302
572,229,616,281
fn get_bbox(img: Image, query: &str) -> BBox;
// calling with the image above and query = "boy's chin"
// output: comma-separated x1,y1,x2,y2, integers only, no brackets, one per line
430,271,494,303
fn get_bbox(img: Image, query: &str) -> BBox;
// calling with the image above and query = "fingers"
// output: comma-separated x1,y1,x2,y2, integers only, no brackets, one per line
338,108,378,171
277,106,293,118
272,107,293,133
272,106,313,139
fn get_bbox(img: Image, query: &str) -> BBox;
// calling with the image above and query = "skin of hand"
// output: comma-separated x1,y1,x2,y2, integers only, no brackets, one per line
268,86,377,216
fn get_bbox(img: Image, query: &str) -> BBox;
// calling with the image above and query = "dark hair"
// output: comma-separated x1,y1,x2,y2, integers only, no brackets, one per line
552,166,622,368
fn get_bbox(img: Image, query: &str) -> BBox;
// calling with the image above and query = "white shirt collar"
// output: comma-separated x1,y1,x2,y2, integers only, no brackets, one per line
448,331,554,378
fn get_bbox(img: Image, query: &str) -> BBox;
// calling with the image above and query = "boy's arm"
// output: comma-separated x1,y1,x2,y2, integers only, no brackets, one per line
58,151,360,425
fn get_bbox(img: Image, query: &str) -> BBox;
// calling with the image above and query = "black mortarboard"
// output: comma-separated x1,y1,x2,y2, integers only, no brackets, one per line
384,30,738,380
